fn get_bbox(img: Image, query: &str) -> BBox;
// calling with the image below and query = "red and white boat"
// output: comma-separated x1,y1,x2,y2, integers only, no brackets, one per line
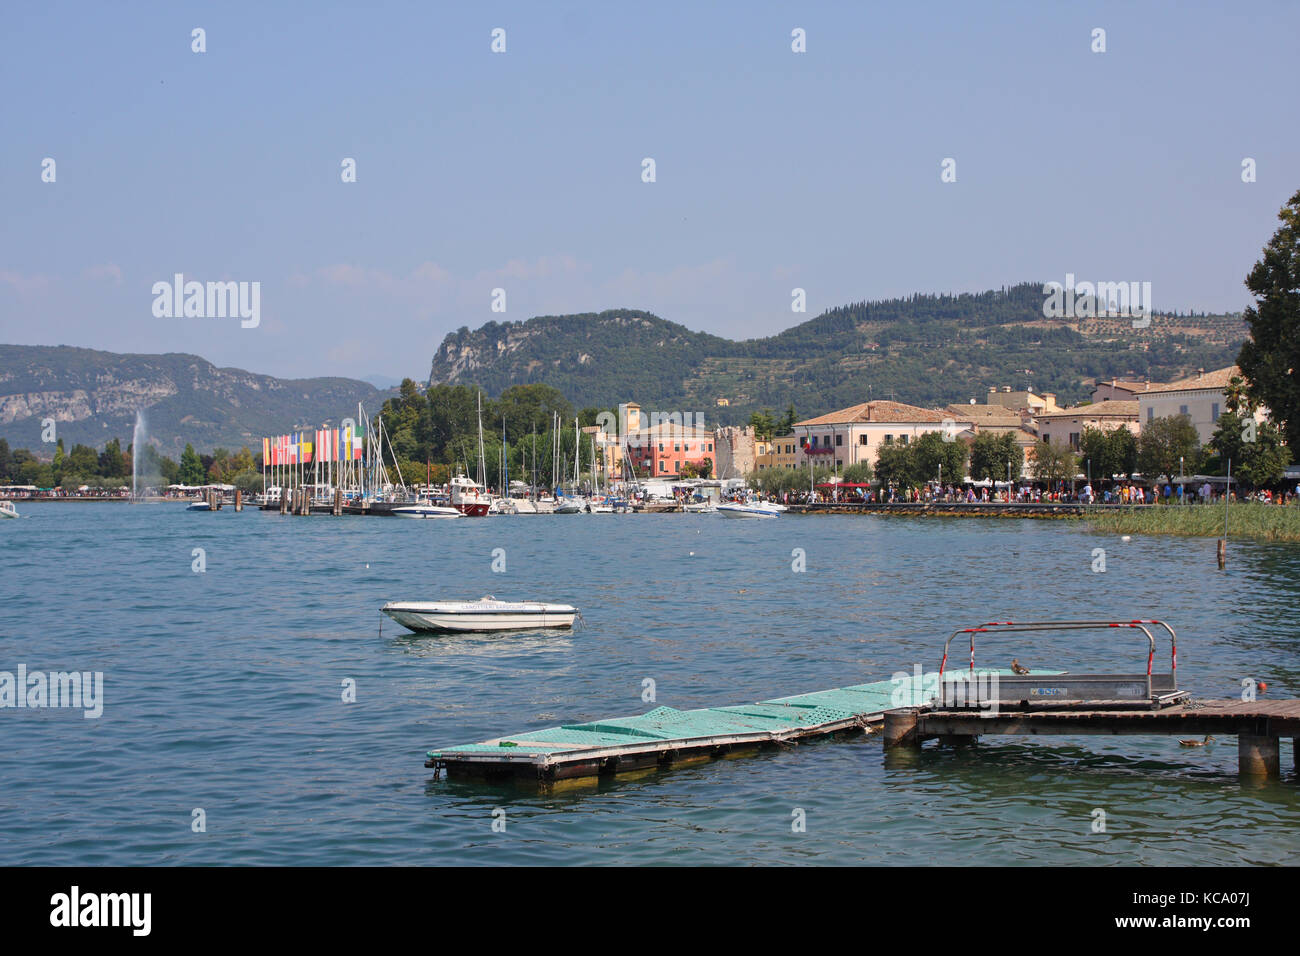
450,473,491,516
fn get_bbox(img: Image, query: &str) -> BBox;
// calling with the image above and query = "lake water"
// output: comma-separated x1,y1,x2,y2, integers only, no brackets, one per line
2,504,1297,865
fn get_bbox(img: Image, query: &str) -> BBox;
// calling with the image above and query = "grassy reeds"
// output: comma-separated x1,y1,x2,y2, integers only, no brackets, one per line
1085,503,1300,542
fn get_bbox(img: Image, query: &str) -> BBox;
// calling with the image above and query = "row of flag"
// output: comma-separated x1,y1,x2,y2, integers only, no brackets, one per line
263,428,364,466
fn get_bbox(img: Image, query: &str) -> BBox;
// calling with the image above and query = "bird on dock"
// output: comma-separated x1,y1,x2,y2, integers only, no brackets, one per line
1011,658,1030,675
1179,735,1215,747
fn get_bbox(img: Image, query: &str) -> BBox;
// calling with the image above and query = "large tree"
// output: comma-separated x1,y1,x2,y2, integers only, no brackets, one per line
969,431,1024,483
1137,414,1200,481
1030,438,1077,487
874,442,919,487
1238,188,1300,449
1079,426,1137,482
1207,411,1290,489
912,431,968,483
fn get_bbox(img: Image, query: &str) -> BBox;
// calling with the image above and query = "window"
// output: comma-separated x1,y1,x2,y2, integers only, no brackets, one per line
658,461,665,472
708,443,713,452
836,459,842,467
1069,432,1080,450
900,435,909,445
1147,408,1154,421
1212,403,1220,421
835,434,843,447
674,444,680,452
1179,405,1189,416
658,443,664,452
885,435,893,444
858,434,868,446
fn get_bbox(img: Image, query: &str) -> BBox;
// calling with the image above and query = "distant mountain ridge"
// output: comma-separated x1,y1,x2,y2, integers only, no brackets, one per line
0,345,396,457
428,283,1248,422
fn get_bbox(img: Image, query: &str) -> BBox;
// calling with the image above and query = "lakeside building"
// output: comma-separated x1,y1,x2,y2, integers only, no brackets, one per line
713,424,762,479
753,434,803,472
619,402,716,479
790,400,975,469
981,385,1060,416
1136,365,1265,445
1091,378,1155,403
1034,401,1141,451
944,404,1039,477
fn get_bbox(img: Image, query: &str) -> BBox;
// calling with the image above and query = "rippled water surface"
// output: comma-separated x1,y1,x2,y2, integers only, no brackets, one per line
2,504,1297,865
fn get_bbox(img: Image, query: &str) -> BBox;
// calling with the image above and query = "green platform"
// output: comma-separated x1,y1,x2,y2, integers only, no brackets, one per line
426,669,1041,781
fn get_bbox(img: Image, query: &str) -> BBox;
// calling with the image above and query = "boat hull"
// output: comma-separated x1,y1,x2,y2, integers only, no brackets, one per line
393,505,464,519
382,601,577,633
718,504,781,518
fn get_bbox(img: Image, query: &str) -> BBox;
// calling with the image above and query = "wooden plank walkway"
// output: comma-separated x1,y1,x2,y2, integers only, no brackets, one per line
889,699,1300,777
425,670,1039,784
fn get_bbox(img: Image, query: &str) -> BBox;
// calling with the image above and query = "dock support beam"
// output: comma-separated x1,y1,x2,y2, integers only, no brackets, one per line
1238,735,1280,778
883,709,921,749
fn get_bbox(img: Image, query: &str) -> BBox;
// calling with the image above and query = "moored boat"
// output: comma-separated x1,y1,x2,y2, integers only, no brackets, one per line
0,500,18,519
717,499,786,518
449,473,492,516
381,596,578,633
392,503,464,519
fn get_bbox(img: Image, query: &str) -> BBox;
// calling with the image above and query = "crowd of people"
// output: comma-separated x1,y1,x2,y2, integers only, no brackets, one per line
784,480,1300,506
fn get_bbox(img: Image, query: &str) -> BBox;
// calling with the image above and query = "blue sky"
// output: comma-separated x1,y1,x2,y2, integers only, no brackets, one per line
2,1,1297,383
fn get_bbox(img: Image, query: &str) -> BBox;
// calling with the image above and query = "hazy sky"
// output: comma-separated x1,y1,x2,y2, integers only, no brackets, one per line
2,1,1297,383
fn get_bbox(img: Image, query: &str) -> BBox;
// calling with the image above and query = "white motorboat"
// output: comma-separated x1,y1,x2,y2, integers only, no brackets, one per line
381,595,578,633
0,500,18,519
717,500,786,518
392,503,464,519
185,499,212,512
555,495,587,514
682,501,717,514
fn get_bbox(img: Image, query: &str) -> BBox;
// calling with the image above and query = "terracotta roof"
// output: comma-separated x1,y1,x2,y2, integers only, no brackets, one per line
1094,379,1154,394
794,400,961,427
1035,401,1139,419
1146,365,1241,394
945,404,1023,425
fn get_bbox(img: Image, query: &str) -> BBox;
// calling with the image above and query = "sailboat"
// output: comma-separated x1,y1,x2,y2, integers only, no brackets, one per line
555,417,588,513
449,392,492,517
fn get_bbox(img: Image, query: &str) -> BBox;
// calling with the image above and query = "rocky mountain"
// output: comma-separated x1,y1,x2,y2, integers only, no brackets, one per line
0,345,396,457
428,284,1249,422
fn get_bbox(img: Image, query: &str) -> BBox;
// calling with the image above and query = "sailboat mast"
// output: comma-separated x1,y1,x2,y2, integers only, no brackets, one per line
476,391,487,491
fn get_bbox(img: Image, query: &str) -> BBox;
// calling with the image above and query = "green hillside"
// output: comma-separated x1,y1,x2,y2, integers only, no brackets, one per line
429,284,1246,422
0,345,395,457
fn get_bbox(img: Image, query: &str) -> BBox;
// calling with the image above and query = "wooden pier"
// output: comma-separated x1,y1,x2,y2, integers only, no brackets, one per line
884,699,1300,778
425,669,1039,784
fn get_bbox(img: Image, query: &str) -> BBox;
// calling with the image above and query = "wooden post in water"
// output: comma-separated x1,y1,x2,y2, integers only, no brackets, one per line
280,485,288,514
883,709,921,749
1220,459,1231,569
333,486,342,516
234,489,242,512
1238,735,1280,778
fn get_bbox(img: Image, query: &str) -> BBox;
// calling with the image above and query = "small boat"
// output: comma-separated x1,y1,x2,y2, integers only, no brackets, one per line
555,494,587,514
682,500,717,514
185,499,212,512
0,500,18,519
449,473,492,517
717,499,786,518
392,503,464,519
381,595,578,633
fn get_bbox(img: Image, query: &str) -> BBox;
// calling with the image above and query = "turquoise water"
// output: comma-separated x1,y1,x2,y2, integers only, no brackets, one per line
1,504,1297,865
